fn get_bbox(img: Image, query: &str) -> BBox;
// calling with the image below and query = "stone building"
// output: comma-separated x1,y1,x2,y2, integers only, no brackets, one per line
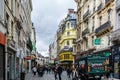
3,0,33,79
75,0,114,58
74,0,115,79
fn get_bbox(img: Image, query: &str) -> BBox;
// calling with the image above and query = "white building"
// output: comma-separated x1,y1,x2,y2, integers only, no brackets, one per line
49,35,58,64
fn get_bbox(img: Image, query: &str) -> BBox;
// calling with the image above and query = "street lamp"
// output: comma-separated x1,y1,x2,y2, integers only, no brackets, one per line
73,39,76,68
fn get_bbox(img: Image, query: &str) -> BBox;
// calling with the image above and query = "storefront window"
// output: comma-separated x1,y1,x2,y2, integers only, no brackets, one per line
114,55,120,79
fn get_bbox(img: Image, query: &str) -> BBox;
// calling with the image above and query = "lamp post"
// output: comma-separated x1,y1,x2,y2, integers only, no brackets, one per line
73,39,76,68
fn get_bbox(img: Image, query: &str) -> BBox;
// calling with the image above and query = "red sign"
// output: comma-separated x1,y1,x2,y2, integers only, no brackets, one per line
26,56,31,60
0,32,6,46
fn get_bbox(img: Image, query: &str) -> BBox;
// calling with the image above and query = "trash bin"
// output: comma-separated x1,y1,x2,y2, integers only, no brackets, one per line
20,72,25,80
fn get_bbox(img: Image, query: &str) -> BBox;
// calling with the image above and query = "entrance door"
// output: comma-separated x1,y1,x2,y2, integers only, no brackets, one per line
0,45,4,80
7,53,15,80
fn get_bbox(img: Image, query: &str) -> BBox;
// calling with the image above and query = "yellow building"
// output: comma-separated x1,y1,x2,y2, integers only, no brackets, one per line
59,9,77,68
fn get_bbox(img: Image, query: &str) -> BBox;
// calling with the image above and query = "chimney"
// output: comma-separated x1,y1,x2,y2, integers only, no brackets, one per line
68,9,74,14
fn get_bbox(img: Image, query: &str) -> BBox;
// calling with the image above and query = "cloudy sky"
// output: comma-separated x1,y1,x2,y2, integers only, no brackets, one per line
31,0,76,56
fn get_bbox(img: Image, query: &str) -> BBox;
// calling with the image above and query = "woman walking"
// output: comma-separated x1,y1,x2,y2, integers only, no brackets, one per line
72,67,78,80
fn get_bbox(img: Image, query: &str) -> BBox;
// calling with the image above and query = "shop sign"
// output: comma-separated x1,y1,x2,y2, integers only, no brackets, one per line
94,38,101,45
25,56,31,60
0,32,6,46
104,52,110,57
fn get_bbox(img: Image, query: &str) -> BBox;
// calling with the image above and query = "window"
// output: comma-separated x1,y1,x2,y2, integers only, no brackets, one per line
92,36,94,46
108,10,111,21
6,13,9,27
99,16,102,26
86,21,89,28
108,35,110,45
11,21,13,38
86,39,88,48
68,23,70,28
118,13,120,28
67,41,70,45
88,5,89,11
67,32,70,36
93,0,96,11
92,16,95,32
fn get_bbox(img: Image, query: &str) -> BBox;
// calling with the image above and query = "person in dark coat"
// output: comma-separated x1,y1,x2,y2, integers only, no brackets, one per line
57,65,63,80
54,67,58,80
66,67,71,78
79,64,88,80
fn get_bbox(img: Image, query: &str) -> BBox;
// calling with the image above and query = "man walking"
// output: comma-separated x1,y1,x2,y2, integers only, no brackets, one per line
57,65,63,80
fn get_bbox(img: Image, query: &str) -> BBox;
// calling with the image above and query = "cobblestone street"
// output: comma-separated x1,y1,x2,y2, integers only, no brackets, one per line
25,71,72,80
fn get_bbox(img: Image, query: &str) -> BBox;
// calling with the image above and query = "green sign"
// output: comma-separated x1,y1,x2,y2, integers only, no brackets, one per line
104,52,110,57
94,39,101,45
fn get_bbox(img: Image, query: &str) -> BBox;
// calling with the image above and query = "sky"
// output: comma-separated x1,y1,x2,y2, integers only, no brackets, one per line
31,0,76,57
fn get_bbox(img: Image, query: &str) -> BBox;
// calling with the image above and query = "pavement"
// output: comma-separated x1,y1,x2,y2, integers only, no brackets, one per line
25,71,72,80
17,71,115,80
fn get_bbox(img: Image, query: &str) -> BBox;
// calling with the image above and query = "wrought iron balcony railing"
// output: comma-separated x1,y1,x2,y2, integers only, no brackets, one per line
83,10,89,20
95,21,111,34
82,28,89,36
97,3,103,11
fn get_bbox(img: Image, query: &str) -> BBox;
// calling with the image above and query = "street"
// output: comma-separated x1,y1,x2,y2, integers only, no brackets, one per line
25,71,72,80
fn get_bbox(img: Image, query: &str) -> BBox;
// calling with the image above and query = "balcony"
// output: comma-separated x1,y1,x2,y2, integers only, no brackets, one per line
95,21,111,35
111,28,120,42
83,10,90,20
82,28,89,36
97,3,103,12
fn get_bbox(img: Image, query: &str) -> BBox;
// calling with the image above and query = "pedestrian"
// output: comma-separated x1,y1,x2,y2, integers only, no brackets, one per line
79,64,88,80
54,67,58,80
76,65,81,80
57,65,63,80
38,66,44,77
72,67,78,80
66,67,71,78
32,66,37,77
20,69,25,80
106,67,113,79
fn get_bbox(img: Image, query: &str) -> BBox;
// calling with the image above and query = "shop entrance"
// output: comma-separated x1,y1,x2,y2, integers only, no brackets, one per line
0,45,4,80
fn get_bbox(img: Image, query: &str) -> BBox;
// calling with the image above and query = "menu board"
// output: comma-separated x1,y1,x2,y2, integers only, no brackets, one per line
114,62,119,74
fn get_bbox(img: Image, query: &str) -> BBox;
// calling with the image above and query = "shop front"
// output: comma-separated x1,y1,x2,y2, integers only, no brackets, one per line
0,32,6,80
111,45,120,79
59,51,73,69
7,39,16,80
76,51,111,79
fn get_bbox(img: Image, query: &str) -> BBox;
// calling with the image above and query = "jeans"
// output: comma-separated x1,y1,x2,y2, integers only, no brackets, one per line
58,73,62,80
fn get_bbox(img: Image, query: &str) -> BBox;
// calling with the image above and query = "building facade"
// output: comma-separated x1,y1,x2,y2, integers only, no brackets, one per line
59,9,77,68
111,0,120,79
49,40,57,64
75,0,115,78
2,0,33,80
31,23,37,67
